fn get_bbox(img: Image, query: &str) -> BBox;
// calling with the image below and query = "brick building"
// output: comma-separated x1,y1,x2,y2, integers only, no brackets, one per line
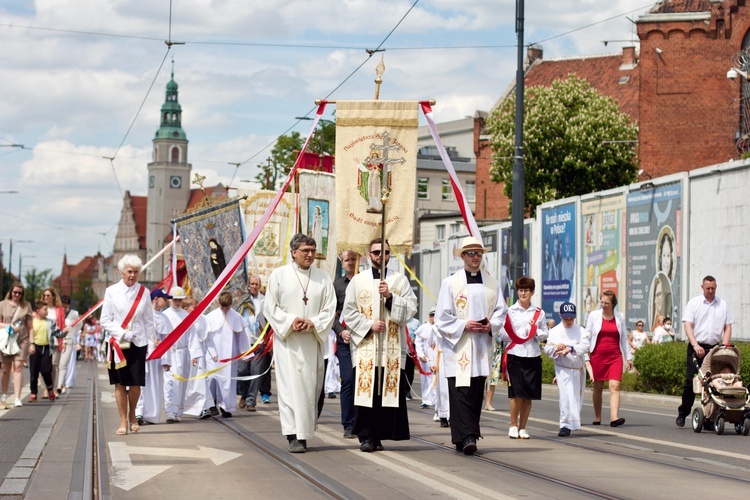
476,0,750,221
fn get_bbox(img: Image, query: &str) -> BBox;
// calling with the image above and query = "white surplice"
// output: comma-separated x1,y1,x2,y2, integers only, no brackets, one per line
265,263,336,440
163,306,194,416
431,326,450,419
206,308,250,413
137,308,170,423
184,314,211,416
543,323,591,430
415,321,437,406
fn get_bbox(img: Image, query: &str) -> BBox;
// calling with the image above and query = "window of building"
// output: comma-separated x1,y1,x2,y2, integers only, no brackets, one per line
441,179,453,201
466,180,476,202
436,224,445,240
417,177,429,199
171,146,179,163
450,223,461,235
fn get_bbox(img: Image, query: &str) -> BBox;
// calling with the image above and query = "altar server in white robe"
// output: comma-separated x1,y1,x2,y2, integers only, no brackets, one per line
136,289,171,425
415,309,437,407
206,291,251,418
183,297,212,419
431,324,451,427
435,237,507,455
162,286,191,422
265,234,336,454
344,238,418,453
543,302,590,437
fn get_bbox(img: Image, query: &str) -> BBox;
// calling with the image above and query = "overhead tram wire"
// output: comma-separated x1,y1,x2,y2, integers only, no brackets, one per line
230,0,421,183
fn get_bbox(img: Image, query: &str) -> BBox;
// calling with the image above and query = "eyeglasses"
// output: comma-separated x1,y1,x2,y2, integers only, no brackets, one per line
463,251,482,257
636,323,644,327
12,291,23,296
295,248,316,254
370,250,390,256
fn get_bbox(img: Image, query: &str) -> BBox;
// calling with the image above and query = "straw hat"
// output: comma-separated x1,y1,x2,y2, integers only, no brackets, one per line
453,236,488,257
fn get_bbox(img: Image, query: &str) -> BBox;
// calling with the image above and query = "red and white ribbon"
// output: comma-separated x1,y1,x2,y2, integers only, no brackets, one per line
149,103,328,361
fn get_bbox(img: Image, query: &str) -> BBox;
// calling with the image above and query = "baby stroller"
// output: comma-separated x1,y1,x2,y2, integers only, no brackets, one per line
691,345,750,435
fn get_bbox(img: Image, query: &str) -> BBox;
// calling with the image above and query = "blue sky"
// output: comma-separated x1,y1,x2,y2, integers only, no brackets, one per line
0,0,653,277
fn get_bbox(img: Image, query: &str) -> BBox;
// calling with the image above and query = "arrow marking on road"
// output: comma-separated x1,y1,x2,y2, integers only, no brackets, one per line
108,442,241,491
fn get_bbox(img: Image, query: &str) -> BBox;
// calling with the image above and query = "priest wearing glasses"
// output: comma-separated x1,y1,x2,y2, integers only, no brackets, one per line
343,238,417,453
264,233,337,453
435,236,507,455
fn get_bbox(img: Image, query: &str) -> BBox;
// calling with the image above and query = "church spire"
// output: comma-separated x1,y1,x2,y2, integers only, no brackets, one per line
155,61,186,141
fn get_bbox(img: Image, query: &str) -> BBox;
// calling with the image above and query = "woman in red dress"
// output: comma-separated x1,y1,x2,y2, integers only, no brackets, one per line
585,290,633,427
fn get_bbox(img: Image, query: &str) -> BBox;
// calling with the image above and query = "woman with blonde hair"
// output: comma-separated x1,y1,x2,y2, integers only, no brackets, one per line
0,282,34,407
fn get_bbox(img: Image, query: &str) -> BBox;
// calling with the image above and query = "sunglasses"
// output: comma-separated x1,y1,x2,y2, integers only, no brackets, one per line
12,291,23,296
463,251,482,257
370,250,390,256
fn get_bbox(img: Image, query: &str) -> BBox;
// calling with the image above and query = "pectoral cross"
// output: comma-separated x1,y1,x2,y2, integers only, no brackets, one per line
303,294,308,305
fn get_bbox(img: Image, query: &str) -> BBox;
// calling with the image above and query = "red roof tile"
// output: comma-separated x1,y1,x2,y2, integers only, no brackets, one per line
649,0,711,14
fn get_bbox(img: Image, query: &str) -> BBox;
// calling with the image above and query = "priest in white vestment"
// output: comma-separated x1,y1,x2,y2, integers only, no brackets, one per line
206,291,251,417
435,237,507,455
543,302,590,436
264,234,336,454
343,238,417,453
136,289,171,425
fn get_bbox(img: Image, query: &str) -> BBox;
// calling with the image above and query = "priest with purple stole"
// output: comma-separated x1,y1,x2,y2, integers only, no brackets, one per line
265,233,337,454
435,236,507,455
343,238,418,453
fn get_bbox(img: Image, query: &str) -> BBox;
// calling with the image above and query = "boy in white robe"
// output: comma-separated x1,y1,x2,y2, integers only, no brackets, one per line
162,287,191,422
136,289,172,425
265,234,337,453
542,302,591,436
415,310,437,408
183,297,212,418
206,291,251,417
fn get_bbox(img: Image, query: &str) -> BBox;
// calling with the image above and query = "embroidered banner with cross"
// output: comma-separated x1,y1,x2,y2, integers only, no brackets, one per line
335,101,418,257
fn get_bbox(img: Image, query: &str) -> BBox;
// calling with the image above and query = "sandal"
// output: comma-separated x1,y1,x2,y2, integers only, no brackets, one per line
116,427,127,435
130,423,140,433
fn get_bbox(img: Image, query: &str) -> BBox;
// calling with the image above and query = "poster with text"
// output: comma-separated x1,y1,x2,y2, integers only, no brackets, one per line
626,182,682,333
581,194,626,325
541,202,576,323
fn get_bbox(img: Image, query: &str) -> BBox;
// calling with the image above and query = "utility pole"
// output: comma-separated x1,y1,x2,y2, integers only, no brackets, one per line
510,0,527,303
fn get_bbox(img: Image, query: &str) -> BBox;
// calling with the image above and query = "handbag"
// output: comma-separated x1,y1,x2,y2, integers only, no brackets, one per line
1,320,22,357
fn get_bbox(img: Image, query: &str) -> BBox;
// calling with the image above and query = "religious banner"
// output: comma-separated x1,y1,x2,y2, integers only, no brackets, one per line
335,100,418,257
625,182,682,332
298,170,337,279
175,198,247,309
238,188,294,288
540,202,577,324
581,193,626,325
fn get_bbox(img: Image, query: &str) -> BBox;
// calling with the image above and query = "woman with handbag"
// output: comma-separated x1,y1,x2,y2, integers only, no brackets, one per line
0,281,34,407
101,255,154,435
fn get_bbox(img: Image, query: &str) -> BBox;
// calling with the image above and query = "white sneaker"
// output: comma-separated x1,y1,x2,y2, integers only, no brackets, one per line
508,426,519,439
432,413,440,422
14,398,23,407
519,429,531,439
166,413,177,423
1,394,7,403
175,415,181,422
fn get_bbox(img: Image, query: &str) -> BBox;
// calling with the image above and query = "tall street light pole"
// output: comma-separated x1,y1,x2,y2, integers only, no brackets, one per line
7,239,33,288
510,0,526,302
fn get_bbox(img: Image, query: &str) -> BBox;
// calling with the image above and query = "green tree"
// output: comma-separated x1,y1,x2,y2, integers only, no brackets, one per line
71,277,98,311
255,132,304,190
487,75,639,215
23,268,53,303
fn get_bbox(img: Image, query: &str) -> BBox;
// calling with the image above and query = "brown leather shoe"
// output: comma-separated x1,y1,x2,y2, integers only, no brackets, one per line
238,397,246,409
246,405,256,412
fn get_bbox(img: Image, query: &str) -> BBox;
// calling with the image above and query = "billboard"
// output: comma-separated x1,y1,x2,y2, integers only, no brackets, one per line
625,182,682,332
541,202,576,323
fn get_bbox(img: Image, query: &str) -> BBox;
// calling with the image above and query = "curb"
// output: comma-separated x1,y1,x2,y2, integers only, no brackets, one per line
543,384,680,409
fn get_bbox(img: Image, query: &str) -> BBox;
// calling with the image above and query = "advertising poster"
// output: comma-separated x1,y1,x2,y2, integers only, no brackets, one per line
581,194,626,325
625,182,682,332
500,224,530,304
541,202,576,323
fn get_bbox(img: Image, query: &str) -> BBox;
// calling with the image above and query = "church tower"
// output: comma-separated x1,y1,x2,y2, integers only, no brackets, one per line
145,67,191,282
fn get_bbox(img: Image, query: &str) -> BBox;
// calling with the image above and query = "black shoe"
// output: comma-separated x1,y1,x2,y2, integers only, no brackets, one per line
676,415,686,427
360,439,374,453
209,406,220,416
343,428,355,439
610,418,625,427
558,427,571,437
440,418,450,428
374,441,384,451
462,437,477,456
592,420,601,426
220,408,232,418
200,409,212,419
288,439,305,453
136,416,144,426
455,442,464,452
420,403,429,409
327,392,336,399
299,439,307,450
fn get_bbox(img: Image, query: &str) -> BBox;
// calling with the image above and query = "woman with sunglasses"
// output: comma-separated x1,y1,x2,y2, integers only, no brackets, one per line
0,282,34,407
